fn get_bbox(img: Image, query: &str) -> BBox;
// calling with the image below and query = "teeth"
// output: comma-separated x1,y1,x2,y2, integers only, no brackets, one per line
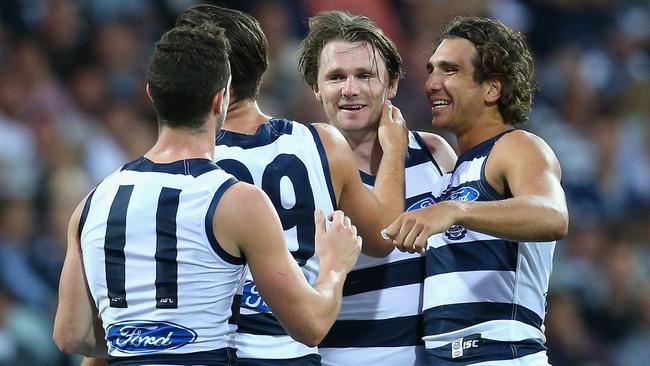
433,100,450,107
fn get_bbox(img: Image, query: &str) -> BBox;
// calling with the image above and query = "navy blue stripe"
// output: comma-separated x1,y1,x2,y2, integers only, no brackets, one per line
343,256,424,296
108,347,237,366
411,131,443,175
216,118,293,148
121,157,220,178
238,353,321,366
425,240,518,277
205,178,244,265
306,124,337,210
104,185,134,308
424,302,543,336
228,294,242,325
359,170,375,186
320,314,424,348
425,339,545,365
479,158,506,201
453,130,513,169
78,189,96,239
155,187,181,309
237,313,287,336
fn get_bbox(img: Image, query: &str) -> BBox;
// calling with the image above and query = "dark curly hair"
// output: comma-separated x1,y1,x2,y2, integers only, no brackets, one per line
176,4,268,102
299,10,404,89
147,24,230,130
437,16,535,125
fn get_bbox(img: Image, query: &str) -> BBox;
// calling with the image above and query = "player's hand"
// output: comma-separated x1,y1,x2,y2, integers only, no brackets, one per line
382,201,458,254
314,209,362,274
377,100,408,156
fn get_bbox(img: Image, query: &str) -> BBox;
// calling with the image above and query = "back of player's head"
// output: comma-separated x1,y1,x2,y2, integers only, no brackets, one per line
146,24,231,130
437,16,534,126
176,4,268,102
299,10,404,89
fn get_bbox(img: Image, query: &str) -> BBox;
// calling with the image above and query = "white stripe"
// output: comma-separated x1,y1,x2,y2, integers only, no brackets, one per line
234,333,317,359
338,283,422,320
423,270,516,310
423,319,544,348
452,156,486,185
320,345,426,366
405,163,439,197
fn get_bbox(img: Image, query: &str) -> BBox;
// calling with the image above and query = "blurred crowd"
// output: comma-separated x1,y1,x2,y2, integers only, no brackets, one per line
0,0,648,365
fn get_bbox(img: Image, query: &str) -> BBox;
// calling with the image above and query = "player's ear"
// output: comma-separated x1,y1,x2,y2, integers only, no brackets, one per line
485,79,501,104
387,78,399,99
313,85,322,102
145,84,153,103
212,88,226,116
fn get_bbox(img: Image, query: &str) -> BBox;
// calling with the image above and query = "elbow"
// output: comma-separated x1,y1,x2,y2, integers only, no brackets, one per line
53,331,83,354
286,319,330,347
547,207,569,241
293,328,327,348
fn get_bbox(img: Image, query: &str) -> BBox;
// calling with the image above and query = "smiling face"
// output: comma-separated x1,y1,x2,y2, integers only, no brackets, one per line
424,37,492,132
314,41,397,134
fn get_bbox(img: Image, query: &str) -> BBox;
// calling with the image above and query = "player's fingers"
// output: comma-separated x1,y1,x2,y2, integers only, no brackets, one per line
379,100,393,125
414,232,429,254
402,224,422,254
314,209,326,236
381,214,402,240
328,210,344,224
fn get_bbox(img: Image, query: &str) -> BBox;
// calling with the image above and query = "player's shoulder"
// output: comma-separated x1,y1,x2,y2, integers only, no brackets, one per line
414,131,457,173
495,129,555,156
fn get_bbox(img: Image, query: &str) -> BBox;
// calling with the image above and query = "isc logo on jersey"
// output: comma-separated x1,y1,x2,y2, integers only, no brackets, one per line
444,187,479,240
107,320,197,353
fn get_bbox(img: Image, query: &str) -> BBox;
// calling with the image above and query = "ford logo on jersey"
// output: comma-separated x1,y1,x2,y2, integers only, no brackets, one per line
448,186,479,201
406,196,435,212
107,320,197,353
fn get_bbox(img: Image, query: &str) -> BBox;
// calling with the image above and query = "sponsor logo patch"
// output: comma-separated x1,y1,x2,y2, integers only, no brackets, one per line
107,320,197,353
241,280,271,312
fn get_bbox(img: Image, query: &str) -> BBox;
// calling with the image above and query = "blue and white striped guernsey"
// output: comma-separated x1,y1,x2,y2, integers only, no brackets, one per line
319,131,444,366
216,119,336,364
80,157,245,366
423,131,553,365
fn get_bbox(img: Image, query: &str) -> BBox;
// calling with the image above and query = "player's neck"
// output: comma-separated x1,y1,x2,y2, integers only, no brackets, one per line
344,132,383,176
145,124,215,163
455,113,512,153
222,98,272,135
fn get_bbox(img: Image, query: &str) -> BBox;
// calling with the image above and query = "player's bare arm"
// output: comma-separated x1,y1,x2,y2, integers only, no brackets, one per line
386,130,568,253
213,182,361,346
53,196,108,357
314,101,408,257
417,131,457,173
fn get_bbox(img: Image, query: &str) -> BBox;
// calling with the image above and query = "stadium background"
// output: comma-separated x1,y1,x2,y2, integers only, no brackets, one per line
0,0,648,365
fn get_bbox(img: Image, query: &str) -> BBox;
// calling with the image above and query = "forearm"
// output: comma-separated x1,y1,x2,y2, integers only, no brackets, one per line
454,196,568,242
276,270,346,346
372,148,406,221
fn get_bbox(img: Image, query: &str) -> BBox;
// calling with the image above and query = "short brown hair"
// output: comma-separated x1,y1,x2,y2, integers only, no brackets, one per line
299,10,404,89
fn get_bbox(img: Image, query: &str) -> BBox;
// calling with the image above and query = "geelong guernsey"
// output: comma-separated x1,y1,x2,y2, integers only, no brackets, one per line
319,132,444,366
423,131,553,365
80,157,245,366
216,119,336,361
